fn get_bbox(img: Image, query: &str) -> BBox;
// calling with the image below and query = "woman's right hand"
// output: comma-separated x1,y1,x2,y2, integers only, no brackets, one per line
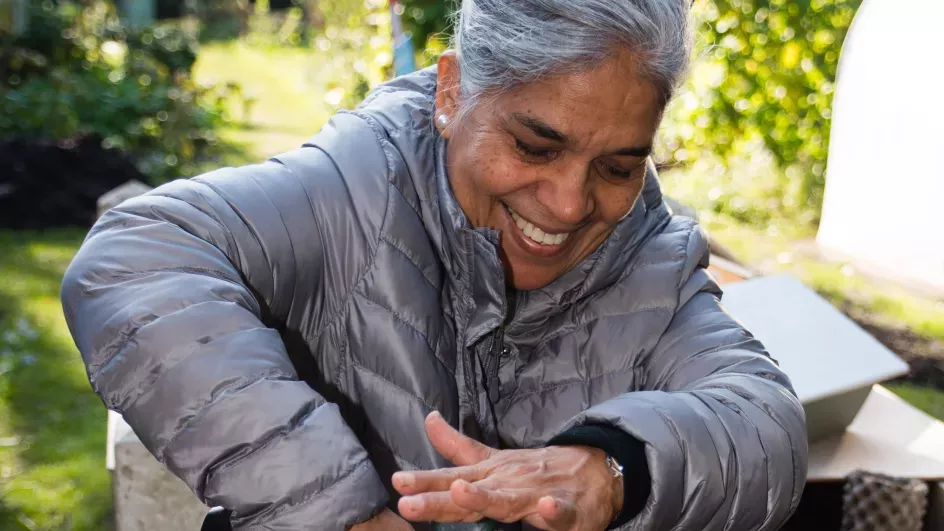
351,508,415,531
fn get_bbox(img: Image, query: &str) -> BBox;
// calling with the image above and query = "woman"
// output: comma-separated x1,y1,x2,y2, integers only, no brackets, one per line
62,1,807,530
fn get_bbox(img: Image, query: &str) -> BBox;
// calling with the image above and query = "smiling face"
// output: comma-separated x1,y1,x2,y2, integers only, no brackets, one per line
435,50,665,290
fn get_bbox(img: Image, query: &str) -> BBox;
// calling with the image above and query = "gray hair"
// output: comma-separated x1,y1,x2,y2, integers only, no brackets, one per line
451,0,692,113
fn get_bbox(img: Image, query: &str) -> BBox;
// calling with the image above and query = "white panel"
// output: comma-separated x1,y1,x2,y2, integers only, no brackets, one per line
818,0,944,292
719,275,909,404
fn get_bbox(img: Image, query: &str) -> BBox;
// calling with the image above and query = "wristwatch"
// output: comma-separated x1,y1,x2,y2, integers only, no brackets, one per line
605,454,624,478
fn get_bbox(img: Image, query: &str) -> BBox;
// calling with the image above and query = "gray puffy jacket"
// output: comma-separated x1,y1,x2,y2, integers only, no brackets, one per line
62,68,807,531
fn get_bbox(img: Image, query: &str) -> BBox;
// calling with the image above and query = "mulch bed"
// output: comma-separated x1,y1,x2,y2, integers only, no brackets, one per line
855,319,944,389
0,134,146,230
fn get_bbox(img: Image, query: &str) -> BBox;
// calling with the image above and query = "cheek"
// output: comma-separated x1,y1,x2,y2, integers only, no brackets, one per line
465,149,531,197
596,181,644,224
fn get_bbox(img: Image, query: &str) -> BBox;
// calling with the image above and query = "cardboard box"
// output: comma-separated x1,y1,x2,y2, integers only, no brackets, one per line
808,385,944,482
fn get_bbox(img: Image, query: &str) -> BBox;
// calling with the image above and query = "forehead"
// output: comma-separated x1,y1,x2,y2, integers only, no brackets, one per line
490,51,663,144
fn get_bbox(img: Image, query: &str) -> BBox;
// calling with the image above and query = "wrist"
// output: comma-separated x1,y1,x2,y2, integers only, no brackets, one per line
547,424,650,528
578,446,624,524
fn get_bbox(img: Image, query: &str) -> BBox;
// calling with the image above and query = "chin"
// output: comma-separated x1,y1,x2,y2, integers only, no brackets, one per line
506,266,558,291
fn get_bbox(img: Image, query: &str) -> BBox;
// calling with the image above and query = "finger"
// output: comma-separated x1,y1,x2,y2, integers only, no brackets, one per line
536,496,577,530
450,480,538,524
425,411,494,466
398,491,482,524
392,466,487,495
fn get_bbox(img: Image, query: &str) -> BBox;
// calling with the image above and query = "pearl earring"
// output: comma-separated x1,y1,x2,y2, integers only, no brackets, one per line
436,114,451,128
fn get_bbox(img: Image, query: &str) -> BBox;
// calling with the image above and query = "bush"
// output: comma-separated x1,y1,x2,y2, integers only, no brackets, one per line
313,0,394,110
658,0,862,225
0,0,236,184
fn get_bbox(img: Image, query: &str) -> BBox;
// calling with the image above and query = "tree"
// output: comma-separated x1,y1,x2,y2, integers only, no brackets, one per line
660,0,861,223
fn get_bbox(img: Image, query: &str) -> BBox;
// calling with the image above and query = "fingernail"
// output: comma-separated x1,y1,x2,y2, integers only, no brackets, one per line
405,496,424,512
395,472,415,487
428,410,442,421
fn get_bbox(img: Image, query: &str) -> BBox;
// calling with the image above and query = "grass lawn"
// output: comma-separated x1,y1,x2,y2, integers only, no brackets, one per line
885,383,944,421
194,41,334,166
0,230,111,531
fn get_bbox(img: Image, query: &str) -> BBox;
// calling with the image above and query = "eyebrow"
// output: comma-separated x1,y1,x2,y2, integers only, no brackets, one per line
611,146,653,157
510,112,652,157
511,113,570,143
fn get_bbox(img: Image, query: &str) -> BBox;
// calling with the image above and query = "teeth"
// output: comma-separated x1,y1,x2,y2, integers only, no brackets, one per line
508,208,570,246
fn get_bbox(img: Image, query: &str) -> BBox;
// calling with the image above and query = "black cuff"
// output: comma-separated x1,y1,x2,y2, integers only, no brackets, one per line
546,424,651,529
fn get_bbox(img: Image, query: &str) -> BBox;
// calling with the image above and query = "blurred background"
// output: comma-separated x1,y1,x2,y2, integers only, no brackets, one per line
0,0,940,529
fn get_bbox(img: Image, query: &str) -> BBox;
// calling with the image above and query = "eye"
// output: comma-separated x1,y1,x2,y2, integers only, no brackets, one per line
599,159,645,181
607,166,634,179
515,139,558,161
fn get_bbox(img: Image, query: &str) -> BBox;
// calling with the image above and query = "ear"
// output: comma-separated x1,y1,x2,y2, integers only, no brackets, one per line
435,51,462,138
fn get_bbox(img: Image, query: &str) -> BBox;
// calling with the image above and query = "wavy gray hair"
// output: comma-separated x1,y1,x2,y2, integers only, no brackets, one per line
451,0,693,113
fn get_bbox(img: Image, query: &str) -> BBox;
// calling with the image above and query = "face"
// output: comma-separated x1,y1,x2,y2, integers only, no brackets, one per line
435,50,665,291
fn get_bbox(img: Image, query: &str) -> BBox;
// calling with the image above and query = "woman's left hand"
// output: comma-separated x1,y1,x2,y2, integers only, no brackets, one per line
392,412,623,530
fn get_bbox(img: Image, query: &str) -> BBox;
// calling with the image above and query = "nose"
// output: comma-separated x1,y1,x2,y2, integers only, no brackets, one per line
536,163,595,226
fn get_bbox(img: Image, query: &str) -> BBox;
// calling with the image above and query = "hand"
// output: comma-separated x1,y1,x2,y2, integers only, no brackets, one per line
350,508,415,531
392,412,623,530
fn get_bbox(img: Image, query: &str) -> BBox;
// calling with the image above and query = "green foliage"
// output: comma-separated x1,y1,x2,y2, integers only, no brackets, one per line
313,0,393,110
0,1,237,183
660,0,861,225
399,0,453,64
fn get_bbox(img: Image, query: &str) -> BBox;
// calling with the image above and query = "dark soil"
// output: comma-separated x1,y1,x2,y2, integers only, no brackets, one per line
0,134,146,229
852,318,944,389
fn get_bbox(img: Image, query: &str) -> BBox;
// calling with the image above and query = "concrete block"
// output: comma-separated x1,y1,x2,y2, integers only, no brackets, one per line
109,410,210,531
97,180,154,218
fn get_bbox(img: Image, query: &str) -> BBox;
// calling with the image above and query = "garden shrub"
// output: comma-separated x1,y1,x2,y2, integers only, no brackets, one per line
0,0,236,184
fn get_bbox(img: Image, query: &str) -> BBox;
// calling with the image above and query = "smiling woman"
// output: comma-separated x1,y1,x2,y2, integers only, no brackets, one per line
436,48,663,290
61,1,807,531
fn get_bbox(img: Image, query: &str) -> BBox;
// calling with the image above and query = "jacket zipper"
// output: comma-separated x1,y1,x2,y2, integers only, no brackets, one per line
486,324,505,404
485,291,515,404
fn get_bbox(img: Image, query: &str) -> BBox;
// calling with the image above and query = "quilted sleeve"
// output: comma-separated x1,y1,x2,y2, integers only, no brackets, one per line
61,116,392,530
559,239,808,530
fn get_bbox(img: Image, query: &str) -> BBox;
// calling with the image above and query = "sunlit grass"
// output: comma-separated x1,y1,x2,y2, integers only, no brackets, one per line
194,40,334,166
885,383,944,421
0,229,112,531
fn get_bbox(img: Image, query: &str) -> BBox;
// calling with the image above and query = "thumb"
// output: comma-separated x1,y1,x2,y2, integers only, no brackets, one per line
536,496,577,531
425,411,494,466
